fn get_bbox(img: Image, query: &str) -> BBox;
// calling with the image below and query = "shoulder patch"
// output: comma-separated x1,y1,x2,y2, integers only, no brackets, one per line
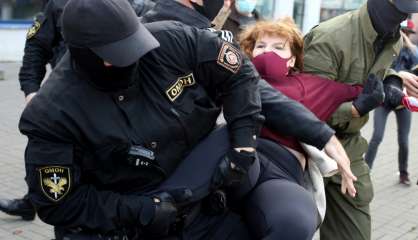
166,73,196,102
39,166,71,202
217,42,242,73
27,19,42,39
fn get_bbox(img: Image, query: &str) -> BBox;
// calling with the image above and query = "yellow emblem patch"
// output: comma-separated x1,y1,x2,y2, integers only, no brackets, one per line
217,42,242,73
27,20,41,39
166,73,196,102
39,166,71,202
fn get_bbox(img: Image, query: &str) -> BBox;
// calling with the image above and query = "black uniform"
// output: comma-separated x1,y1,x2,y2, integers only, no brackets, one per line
19,0,67,96
20,21,261,238
18,0,155,96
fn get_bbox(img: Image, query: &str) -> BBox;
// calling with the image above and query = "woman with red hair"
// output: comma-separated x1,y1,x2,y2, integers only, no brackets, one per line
239,19,418,240
238,20,366,239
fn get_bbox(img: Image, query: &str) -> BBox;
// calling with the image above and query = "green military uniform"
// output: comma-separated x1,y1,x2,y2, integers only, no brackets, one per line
303,4,402,240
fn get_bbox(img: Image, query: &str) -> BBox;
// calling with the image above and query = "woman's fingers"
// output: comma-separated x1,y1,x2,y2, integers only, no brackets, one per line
341,173,357,197
336,156,357,181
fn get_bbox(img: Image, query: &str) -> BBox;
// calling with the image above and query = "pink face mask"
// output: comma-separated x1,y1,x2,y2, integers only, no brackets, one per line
251,52,292,83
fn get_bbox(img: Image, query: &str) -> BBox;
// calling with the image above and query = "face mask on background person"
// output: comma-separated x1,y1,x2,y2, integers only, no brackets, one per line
191,0,224,21
235,0,257,15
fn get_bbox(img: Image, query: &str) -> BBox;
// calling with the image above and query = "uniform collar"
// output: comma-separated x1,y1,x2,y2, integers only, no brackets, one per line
144,1,212,28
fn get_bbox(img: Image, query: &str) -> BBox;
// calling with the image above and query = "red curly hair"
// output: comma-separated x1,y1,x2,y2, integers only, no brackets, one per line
239,18,304,71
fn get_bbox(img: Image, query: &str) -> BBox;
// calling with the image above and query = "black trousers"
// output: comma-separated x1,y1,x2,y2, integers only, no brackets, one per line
244,139,319,240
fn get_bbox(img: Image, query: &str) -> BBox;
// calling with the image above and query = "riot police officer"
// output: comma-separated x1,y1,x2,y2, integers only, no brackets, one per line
0,0,157,222
20,0,262,239
18,0,68,103
0,0,70,222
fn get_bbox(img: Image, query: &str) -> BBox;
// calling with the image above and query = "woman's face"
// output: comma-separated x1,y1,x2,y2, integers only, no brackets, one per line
252,35,295,68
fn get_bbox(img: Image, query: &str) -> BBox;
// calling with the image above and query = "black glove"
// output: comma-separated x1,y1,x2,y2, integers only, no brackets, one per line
383,75,404,109
212,149,257,189
143,188,192,237
353,74,385,116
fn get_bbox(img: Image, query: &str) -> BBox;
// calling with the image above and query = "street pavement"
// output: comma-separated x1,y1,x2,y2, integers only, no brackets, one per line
0,62,418,240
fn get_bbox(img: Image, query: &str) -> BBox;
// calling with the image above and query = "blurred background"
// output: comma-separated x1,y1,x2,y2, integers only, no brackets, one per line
0,0,384,61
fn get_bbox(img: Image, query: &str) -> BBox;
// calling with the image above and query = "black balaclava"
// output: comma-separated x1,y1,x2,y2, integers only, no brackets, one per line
367,0,408,39
191,0,224,21
69,46,137,91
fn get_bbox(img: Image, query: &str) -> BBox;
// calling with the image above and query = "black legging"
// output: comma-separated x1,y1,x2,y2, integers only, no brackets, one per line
244,139,319,240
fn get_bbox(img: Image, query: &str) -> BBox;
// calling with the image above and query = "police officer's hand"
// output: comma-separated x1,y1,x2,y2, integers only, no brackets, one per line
352,74,385,116
144,188,192,237
384,84,405,109
382,75,405,109
212,148,257,189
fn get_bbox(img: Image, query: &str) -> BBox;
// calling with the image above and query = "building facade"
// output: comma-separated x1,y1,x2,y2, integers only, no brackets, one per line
256,0,366,33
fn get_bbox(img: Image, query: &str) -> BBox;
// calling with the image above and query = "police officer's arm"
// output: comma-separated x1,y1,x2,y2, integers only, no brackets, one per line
19,102,155,233
304,30,360,125
259,79,335,149
147,22,261,148
188,29,262,149
18,1,58,98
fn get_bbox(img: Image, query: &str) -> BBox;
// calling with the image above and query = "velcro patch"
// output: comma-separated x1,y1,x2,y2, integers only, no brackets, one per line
217,42,242,73
208,28,234,43
39,166,71,202
27,20,42,39
166,73,196,102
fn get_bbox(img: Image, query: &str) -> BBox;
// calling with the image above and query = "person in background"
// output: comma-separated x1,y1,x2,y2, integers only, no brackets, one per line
0,0,70,222
222,0,260,37
366,19,418,186
0,0,155,222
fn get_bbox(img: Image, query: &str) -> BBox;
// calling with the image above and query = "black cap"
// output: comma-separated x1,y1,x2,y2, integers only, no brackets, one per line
391,0,418,13
62,0,160,67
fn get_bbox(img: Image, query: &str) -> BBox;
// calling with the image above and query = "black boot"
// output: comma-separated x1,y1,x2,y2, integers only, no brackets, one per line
0,197,36,221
